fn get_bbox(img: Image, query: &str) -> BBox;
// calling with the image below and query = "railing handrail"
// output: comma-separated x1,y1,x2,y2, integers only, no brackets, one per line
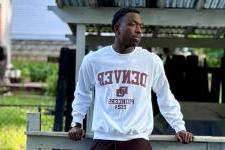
26,113,225,150
26,131,225,143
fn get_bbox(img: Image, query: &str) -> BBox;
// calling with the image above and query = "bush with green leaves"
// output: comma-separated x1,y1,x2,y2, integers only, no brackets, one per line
45,69,58,96
193,48,224,68
12,59,32,79
12,59,58,96
29,63,50,82
13,59,58,80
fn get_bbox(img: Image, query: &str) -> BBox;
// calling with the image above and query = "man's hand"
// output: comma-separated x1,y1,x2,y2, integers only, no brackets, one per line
175,130,194,144
68,127,85,141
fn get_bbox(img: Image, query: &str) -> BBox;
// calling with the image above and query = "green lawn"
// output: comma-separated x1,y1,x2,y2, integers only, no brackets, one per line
0,93,55,150
0,92,55,105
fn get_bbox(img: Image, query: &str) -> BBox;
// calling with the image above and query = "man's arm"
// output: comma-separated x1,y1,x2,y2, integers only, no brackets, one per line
152,55,194,143
68,55,94,140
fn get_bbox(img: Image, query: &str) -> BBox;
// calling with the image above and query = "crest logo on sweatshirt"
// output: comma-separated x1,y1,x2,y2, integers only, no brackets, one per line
116,86,128,97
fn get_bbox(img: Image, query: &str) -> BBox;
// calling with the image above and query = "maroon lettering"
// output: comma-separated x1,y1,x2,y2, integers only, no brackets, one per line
122,70,131,84
104,71,113,85
140,73,148,87
98,72,104,86
114,70,122,83
131,71,140,85
97,70,148,87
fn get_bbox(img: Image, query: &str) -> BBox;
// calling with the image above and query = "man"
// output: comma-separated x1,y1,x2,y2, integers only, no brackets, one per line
69,8,194,150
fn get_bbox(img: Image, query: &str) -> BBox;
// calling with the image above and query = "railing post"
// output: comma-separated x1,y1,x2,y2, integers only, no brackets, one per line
26,112,41,150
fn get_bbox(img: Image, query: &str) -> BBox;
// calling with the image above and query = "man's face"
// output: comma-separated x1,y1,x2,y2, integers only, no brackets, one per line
116,13,143,47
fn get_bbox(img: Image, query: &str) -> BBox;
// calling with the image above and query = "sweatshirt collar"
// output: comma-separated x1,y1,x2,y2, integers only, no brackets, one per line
110,45,138,57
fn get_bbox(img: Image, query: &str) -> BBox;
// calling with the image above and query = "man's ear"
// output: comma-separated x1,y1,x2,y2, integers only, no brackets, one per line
114,23,120,35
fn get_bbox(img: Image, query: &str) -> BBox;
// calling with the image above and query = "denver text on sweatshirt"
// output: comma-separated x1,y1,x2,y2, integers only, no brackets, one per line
71,45,186,141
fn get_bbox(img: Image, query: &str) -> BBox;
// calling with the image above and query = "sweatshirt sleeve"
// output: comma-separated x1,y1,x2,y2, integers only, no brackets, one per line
152,55,186,133
71,55,94,127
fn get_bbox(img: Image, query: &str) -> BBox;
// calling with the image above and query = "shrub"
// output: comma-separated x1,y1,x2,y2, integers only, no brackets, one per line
29,63,50,82
45,70,58,96
12,59,58,82
12,59,59,96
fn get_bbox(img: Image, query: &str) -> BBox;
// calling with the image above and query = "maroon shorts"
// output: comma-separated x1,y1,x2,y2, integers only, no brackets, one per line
90,138,152,150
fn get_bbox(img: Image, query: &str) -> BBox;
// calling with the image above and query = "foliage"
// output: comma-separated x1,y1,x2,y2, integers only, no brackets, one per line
12,59,58,82
0,86,8,94
29,63,50,82
12,59,59,96
45,69,58,96
193,48,224,68
12,59,31,79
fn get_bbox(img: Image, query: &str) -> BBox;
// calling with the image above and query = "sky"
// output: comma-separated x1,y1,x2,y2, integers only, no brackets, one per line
11,0,71,40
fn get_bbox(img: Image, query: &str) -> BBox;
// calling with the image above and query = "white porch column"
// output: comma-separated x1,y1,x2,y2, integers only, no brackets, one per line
0,0,12,69
6,0,12,70
75,24,86,82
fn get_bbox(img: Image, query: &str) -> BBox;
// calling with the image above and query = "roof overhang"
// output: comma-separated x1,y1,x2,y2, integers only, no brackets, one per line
48,6,225,27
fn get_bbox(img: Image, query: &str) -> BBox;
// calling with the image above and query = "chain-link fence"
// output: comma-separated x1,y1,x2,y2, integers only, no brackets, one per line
0,104,55,150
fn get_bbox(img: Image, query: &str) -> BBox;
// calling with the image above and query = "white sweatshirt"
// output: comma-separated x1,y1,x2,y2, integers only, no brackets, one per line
71,45,186,141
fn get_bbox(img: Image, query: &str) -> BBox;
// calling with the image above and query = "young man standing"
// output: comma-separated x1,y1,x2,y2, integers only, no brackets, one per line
68,8,194,150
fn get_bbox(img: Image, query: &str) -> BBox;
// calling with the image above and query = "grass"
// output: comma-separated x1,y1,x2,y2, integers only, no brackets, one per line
0,126,25,150
0,93,55,150
0,94,55,106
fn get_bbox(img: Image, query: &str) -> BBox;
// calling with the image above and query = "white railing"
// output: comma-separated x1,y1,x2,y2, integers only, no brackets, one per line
26,113,225,150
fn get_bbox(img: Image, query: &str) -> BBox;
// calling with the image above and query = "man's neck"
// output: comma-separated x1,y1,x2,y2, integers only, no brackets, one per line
112,44,135,54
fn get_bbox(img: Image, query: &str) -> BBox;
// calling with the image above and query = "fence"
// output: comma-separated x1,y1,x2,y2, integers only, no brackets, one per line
26,113,225,150
0,104,54,150
164,54,225,103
